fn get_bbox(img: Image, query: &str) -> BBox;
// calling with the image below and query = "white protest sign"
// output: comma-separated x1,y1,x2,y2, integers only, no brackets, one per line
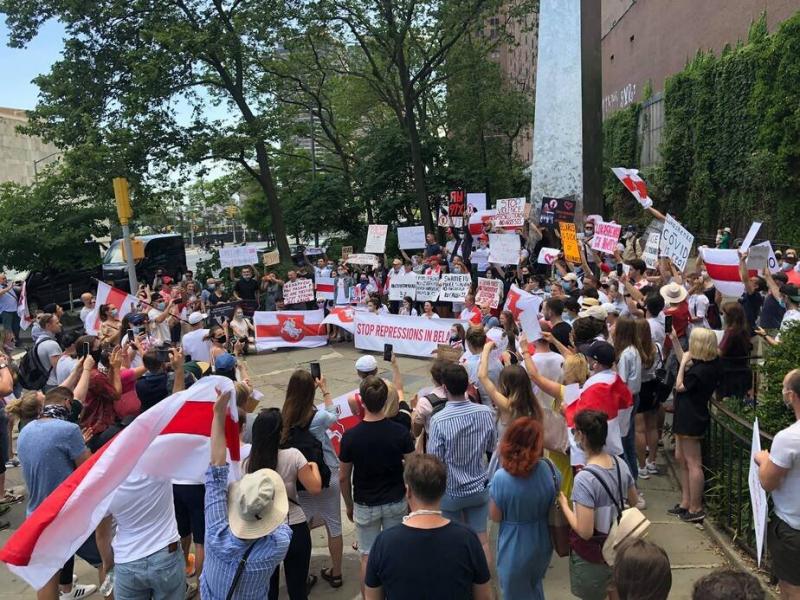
488,233,521,265
388,272,417,301
748,241,779,273
467,192,487,213
304,247,324,256
495,197,526,228
397,226,426,250
415,274,441,302
748,418,768,567
476,277,502,309
659,214,694,272
739,222,762,253
283,279,314,304
537,247,560,266
364,224,388,253
642,232,661,269
439,274,472,303
219,246,258,269
346,254,379,267
354,312,467,357
590,222,622,254
518,296,543,341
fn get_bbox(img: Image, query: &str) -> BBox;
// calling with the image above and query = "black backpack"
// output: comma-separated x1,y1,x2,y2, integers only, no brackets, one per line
18,338,52,391
427,393,448,416
282,425,332,490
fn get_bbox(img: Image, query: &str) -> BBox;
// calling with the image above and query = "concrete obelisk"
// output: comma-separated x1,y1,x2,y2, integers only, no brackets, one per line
529,0,602,225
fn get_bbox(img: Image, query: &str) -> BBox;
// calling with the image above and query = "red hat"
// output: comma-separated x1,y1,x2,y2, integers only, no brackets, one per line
161,275,173,284
599,263,611,274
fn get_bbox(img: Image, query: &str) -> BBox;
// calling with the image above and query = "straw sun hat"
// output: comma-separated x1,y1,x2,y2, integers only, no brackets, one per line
227,469,289,539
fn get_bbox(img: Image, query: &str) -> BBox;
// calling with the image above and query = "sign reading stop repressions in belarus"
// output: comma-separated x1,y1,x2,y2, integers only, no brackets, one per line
494,197,526,228
659,214,694,272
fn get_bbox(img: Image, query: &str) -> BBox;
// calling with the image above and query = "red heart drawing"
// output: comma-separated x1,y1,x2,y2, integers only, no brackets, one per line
564,201,574,210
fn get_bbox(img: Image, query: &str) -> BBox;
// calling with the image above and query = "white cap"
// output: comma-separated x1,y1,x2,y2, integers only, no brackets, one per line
355,355,378,373
188,312,207,325
601,302,619,315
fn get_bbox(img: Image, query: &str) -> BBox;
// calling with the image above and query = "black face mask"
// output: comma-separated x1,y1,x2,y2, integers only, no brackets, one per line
215,336,227,344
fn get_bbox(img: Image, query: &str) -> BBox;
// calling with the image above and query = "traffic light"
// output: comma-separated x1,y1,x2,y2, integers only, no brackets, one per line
113,177,133,224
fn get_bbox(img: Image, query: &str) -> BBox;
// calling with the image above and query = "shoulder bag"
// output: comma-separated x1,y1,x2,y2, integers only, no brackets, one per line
543,458,570,557
226,542,256,600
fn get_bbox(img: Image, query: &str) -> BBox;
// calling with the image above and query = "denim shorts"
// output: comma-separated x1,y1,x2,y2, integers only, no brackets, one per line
440,488,490,533
115,544,185,600
353,499,407,555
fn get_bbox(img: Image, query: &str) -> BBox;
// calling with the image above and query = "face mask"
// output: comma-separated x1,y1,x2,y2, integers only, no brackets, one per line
215,336,227,344
110,309,119,318
234,313,243,319
453,267,461,274
779,299,787,309
563,283,572,292
243,275,252,280
208,284,216,290
338,270,345,276
360,278,367,284
157,302,166,311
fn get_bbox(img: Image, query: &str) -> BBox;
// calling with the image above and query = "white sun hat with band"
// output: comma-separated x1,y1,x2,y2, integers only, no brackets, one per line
227,469,289,539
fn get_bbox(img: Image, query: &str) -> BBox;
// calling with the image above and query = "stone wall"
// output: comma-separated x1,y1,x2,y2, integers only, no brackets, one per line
0,107,60,186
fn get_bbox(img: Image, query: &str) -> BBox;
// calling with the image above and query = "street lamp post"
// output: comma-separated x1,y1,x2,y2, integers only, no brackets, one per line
32,151,61,178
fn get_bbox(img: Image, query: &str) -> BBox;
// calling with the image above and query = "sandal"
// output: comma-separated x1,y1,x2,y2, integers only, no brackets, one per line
0,491,24,505
320,567,343,588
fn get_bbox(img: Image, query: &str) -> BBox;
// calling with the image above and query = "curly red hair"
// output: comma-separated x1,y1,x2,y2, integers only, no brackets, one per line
499,417,544,477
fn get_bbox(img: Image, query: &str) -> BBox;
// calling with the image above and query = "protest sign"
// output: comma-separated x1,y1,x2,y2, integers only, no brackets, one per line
540,196,577,227
503,284,532,320
748,241,779,273
254,309,326,351
219,245,258,269
488,233,521,265
388,272,417,301
354,312,466,357
436,344,463,362
466,192,487,214
315,277,335,301
495,197,526,228
740,222,762,253
642,232,661,269
559,222,581,263
346,253,378,267
591,222,623,254
397,226,426,250
660,214,694,271
262,250,280,266
611,167,653,209
208,303,236,325
448,190,466,227
415,274,441,302
364,224,388,253
518,296,543,342
439,274,472,303
304,247,324,256
283,279,314,304
748,418,768,567
537,247,560,266
341,246,353,260
476,277,502,309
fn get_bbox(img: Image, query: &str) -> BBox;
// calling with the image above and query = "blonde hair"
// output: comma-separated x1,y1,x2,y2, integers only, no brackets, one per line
688,327,719,361
382,381,401,418
563,354,590,386
6,391,42,422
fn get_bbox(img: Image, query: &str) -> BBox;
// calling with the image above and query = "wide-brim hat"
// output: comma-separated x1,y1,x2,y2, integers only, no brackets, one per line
660,282,688,305
227,469,288,540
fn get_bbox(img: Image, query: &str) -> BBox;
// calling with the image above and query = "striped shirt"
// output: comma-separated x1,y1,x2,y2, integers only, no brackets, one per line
200,464,292,600
427,400,497,497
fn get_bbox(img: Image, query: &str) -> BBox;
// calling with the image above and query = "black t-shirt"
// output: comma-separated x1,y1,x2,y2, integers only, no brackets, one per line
234,278,259,301
550,321,572,351
135,371,175,412
338,419,414,506
365,522,490,599
674,358,721,437
758,294,786,330
208,291,229,306
738,290,763,334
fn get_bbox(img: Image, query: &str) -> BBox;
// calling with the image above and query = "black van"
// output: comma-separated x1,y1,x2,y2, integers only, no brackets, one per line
101,234,187,291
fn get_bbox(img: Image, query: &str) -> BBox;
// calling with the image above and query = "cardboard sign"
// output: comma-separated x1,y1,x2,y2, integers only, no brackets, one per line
537,247,560,266
559,222,581,263
466,192,487,214
642,232,661,269
314,277,335,300
262,250,280,266
660,214,694,272
354,312,467,357
488,233,520,265
448,190,466,228
341,246,353,260
346,253,378,267
476,277,502,309
364,224,388,254
283,279,314,304
439,274,472,303
748,418,768,567
740,222,762,253
397,226,426,250
748,241,779,273
219,246,258,269
495,197,526,228
590,222,622,254
388,272,417,301
540,196,577,227
415,274,441,302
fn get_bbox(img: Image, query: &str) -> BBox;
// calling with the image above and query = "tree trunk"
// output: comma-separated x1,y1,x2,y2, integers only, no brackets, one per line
253,141,293,262
404,101,433,234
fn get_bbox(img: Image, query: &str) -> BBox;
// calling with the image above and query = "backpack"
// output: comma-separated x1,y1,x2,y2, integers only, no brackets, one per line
18,338,52,391
282,425,332,490
427,393,448,416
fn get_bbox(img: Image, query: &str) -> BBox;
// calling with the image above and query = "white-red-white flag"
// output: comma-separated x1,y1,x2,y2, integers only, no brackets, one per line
83,282,139,335
0,376,239,590
16,282,33,331
321,306,358,334
612,167,653,209
468,209,497,235
700,248,758,297
315,277,335,301
254,309,327,351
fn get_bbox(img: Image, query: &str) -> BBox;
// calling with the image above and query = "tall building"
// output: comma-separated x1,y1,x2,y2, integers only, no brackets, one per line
0,107,60,186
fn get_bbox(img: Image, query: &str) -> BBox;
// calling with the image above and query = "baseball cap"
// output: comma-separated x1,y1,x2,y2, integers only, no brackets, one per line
355,355,378,373
785,249,797,260
585,341,615,368
780,284,800,303
188,312,207,325
723,227,731,233
563,273,578,282
579,305,608,321
215,352,237,372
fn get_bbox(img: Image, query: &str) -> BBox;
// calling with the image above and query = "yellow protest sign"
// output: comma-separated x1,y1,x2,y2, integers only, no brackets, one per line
559,222,581,263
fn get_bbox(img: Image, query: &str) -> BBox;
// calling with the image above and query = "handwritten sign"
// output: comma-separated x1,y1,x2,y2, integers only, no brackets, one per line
748,418,768,567
415,274,440,302
660,214,694,272
495,197,526,228
262,250,280,266
365,224,388,254
283,279,314,304
346,253,379,267
388,272,417,301
476,277,502,309
591,222,622,254
219,246,258,269
448,190,466,228
439,274,472,303
341,246,353,260
642,232,661,269
397,226,426,250
488,233,520,265
559,222,580,263
540,196,577,227
537,247,560,266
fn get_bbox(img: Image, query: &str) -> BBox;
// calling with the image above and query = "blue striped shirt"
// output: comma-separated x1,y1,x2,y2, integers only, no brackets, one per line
200,464,292,599
427,400,497,497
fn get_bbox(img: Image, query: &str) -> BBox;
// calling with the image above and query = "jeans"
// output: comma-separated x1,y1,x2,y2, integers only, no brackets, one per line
440,488,490,533
622,394,640,481
115,545,185,600
353,499,408,554
268,522,312,600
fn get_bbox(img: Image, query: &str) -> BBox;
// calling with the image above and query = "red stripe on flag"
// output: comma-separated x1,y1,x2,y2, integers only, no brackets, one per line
255,324,325,338
315,284,335,293
160,401,240,462
705,263,757,282
106,287,130,310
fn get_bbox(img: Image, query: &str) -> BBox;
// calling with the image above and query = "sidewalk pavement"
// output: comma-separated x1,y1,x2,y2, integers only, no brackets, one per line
0,346,731,599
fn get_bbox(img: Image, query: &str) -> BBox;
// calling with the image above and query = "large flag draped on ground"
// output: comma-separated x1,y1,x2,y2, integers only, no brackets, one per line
700,248,757,297
0,376,238,590
254,310,327,351
84,282,139,336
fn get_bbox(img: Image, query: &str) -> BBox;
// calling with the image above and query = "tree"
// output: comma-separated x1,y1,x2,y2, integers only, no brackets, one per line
1,0,298,261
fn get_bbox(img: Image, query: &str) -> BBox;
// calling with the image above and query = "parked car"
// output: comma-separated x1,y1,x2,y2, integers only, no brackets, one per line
25,242,102,310
101,234,187,291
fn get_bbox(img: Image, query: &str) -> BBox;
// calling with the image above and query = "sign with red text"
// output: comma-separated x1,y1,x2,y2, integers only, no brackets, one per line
254,309,327,351
283,279,314,305
590,222,622,254
364,224,388,253
559,222,581,263
495,197,526,228
354,312,467,357
476,277,502,309
448,190,466,227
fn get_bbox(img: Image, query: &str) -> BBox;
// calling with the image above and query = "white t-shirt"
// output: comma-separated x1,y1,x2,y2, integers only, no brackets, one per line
472,247,490,271
531,351,564,409
648,314,666,347
79,306,92,324
181,328,211,363
148,309,171,343
422,313,440,319
107,475,180,563
780,309,800,330
688,293,710,330
770,420,800,529
55,355,78,385
276,448,308,525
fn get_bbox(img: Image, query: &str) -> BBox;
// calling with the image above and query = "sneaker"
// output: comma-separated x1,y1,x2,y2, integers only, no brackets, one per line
681,510,706,523
635,494,647,510
60,584,97,599
4,458,19,468
645,460,659,475
667,504,688,517
637,467,650,480
185,582,198,599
